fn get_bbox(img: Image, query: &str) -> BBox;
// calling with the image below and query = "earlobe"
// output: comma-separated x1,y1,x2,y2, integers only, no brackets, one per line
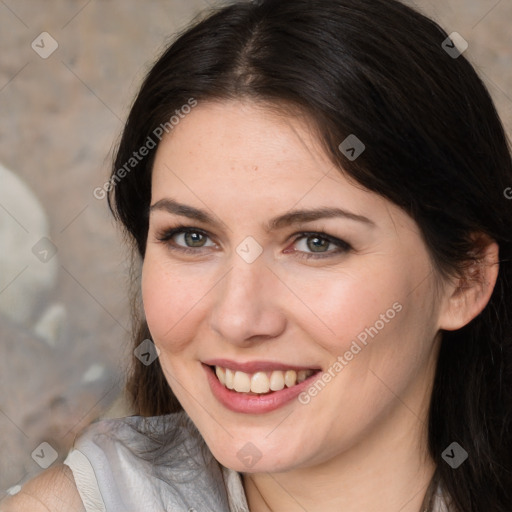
438,238,499,332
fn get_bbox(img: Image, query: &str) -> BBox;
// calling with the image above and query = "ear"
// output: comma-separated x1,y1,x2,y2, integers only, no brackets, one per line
438,234,499,331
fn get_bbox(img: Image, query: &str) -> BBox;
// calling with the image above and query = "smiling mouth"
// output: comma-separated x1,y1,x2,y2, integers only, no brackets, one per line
210,365,320,395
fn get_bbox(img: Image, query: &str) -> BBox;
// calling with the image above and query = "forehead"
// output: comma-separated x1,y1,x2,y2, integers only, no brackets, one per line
148,100,421,251
148,99,417,239
152,100,354,196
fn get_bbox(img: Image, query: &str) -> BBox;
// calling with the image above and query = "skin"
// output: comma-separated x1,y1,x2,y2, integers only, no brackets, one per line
0,464,85,512
142,99,498,512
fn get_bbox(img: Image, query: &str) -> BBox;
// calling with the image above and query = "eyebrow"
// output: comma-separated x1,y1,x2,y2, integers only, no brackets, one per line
149,198,375,231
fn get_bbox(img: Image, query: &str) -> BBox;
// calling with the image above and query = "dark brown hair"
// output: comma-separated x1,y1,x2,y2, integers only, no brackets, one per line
108,0,512,510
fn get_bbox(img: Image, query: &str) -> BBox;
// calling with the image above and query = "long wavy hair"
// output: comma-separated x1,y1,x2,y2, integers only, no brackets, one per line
107,0,512,510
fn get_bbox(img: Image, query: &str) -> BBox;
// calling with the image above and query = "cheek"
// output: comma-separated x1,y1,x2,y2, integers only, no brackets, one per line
288,263,409,353
141,255,208,353
318,272,437,408
298,258,436,384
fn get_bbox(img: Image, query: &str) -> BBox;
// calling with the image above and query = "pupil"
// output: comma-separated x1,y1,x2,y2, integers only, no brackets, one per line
186,232,204,247
308,236,328,252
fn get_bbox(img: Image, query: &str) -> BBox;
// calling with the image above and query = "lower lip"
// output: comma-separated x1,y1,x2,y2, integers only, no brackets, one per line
203,364,320,414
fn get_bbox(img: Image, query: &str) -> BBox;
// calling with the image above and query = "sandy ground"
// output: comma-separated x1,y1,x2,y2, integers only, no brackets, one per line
0,0,510,495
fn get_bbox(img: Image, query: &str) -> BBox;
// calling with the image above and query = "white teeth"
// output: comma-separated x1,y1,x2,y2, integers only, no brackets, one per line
269,371,285,391
284,370,297,388
297,370,308,383
233,371,251,392
214,366,315,394
225,368,235,389
216,366,226,385
251,372,270,393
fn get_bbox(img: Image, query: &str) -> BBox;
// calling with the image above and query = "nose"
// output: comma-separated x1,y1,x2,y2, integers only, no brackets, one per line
208,255,286,347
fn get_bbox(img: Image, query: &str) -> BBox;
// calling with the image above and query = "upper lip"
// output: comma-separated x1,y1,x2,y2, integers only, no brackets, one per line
202,358,322,373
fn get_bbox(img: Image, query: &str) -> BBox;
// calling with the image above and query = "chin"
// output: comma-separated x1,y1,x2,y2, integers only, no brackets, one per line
199,426,305,473
214,449,298,474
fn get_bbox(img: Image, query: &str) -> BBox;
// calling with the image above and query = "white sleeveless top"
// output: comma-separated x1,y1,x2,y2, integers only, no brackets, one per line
63,411,249,512
63,411,449,512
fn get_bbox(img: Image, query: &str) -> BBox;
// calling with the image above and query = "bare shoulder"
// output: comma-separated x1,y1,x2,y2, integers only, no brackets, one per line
0,464,85,512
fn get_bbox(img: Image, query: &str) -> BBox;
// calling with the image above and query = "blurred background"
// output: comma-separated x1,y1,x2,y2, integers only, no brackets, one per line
0,0,510,498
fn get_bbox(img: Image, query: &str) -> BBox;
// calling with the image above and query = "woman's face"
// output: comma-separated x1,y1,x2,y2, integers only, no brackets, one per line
142,99,448,473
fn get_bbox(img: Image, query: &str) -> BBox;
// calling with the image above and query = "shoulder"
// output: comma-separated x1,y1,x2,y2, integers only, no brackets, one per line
0,413,168,512
0,412,236,512
0,464,85,512
0,414,165,512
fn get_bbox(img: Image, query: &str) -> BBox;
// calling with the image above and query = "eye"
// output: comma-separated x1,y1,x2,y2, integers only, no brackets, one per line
288,232,351,260
155,225,351,260
156,226,216,254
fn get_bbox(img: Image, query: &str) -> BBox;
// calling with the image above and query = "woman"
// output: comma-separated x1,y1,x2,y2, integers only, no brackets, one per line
3,0,511,510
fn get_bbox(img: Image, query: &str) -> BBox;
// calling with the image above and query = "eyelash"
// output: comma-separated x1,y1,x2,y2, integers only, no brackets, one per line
155,225,352,260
